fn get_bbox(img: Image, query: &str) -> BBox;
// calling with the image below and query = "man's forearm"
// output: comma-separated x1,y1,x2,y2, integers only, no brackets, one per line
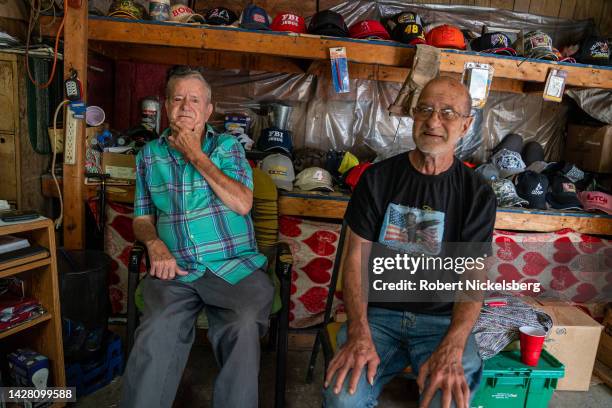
343,228,372,336
133,217,159,246
189,152,253,215
442,300,482,349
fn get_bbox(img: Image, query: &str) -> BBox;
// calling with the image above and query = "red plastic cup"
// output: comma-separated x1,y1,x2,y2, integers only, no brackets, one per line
519,326,546,366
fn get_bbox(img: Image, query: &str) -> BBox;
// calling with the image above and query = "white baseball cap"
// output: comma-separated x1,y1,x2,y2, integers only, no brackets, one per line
261,153,295,191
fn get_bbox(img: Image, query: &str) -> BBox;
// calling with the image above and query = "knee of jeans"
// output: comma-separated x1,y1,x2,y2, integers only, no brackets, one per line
323,384,373,408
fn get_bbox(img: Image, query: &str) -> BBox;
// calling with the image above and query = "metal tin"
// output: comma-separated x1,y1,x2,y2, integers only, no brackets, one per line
149,0,171,22
141,97,161,134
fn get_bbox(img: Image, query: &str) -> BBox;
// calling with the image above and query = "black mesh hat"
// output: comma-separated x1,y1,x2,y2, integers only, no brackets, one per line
546,175,583,210
521,141,545,166
308,10,348,37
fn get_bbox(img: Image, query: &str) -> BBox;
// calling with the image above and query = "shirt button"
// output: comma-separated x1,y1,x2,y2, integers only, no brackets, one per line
190,234,195,239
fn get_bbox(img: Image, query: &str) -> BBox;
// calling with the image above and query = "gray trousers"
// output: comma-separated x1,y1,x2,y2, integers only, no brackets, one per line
120,269,274,408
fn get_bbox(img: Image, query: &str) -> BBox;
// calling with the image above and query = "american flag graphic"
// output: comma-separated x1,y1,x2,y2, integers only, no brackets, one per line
382,205,443,254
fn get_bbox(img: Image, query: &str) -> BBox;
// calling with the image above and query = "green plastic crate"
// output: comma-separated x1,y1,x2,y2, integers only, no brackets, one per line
471,349,565,408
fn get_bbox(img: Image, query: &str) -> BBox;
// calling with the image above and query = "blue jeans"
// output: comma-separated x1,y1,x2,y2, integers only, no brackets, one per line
323,307,482,408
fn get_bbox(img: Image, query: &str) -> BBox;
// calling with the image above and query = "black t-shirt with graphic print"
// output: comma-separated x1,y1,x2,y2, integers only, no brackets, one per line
344,152,497,315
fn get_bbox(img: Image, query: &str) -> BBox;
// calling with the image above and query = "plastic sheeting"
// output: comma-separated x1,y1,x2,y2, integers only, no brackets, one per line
565,89,612,125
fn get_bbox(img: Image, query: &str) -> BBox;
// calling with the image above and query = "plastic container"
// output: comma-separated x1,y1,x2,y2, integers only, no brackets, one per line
471,349,564,408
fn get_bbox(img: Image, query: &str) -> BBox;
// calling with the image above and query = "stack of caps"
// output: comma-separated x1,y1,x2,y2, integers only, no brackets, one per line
252,168,279,252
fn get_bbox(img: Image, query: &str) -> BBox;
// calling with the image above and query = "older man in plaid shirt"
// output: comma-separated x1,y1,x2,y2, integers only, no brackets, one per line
121,66,273,408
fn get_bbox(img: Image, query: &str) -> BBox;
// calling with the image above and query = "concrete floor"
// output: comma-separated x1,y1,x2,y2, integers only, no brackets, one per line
75,344,612,408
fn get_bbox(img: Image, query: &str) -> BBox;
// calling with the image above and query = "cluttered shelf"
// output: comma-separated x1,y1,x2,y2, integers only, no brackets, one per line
0,313,52,341
0,257,51,279
38,15,612,89
41,176,612,235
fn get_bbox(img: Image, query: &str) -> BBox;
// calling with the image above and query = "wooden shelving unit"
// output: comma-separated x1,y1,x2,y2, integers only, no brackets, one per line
36,13,612,245
0,218,65,398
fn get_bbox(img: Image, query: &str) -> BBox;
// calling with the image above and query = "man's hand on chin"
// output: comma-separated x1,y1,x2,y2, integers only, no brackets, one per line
168,119,206,162
417,339,469,408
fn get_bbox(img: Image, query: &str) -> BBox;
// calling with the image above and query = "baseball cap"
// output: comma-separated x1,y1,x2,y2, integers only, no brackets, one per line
491,178,529,207
239,4,270,30
578,36,610,66
292,147,327,173
546,175,582,210
426,24,466,50
578,191,612,215
337,151,359,174
261,153,295,191
492,133,523,155
492,149,526,178
257,127,293,154
295,167,334,192
348,20,390,40
526,160,553,174
205,7,238,25
475,163,500,183
169,5,205,24
345,162,372,191
253,167,278,200
308,10,348,37
560,163,585,183
383,12,426,45
108,0,143,19
519,31,558,60
271,12,306,33
521,141,544,166
516,171,549,210
470,32,516,55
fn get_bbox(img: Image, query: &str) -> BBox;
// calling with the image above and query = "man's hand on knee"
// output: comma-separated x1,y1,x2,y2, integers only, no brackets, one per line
146,239,188,280
324,329,380,396
417,341,469,408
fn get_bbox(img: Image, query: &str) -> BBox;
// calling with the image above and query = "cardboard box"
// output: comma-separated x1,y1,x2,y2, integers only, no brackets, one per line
102,152,136,181
535,301,603,391
565,124,612,173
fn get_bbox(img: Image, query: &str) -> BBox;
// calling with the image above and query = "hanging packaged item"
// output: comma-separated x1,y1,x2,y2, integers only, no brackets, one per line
462,62,494,109
329,47,350,94
141,97,161,135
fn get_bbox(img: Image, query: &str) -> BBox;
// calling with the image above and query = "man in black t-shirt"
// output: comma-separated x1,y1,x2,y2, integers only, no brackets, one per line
323,77,496,408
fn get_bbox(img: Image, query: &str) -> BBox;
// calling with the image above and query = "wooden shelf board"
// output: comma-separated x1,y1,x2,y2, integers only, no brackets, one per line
0,255,51,277
42,176,612,235
39,15,612,89
0,313,52,340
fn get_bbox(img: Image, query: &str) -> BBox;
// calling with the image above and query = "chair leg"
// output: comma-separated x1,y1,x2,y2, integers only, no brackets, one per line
268,315,278,352
305,330,322,384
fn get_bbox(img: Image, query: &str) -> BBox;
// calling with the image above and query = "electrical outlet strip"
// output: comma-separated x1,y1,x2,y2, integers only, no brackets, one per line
64,109,78,165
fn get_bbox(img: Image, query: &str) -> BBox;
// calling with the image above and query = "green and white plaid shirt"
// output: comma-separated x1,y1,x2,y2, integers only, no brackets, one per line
134,125,266,284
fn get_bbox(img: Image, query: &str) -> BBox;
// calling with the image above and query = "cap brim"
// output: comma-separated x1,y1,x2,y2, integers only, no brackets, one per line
296,182,334,192
499,196,529,207
312,28,348,37
263,146,292,154
241,22,270,30
273,179,293,191
546,193,582,210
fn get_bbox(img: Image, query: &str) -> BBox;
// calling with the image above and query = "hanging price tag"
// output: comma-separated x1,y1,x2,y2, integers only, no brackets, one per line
543,69,567,103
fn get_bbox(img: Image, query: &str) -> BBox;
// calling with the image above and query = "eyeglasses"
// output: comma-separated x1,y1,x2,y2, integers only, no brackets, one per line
412,105,471,122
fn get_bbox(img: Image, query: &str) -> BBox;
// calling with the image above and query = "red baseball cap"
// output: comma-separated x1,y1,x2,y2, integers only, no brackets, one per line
271,12,305,33
345,162,373,191
578,191,612,215
426,24,466,50
348,20,390,40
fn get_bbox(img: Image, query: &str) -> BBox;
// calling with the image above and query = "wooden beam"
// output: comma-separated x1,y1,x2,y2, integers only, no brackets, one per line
495,208,612,235
89,42,306,75
39,16,612,89
62,1,88,249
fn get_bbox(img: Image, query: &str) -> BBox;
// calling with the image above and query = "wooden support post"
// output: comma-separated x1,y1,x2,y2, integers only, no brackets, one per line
62,1,88,249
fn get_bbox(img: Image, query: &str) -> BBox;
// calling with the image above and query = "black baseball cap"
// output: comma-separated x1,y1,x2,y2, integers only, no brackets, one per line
205,7,238,25
492,133,523,155
546,175,583,210
470,32,516,55
578,36,610,66
521,141,544,166
383,12,426,45
516,171,548,209
308,10,348,37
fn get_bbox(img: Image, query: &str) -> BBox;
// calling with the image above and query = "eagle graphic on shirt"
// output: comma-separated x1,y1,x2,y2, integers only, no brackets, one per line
379,204,445,255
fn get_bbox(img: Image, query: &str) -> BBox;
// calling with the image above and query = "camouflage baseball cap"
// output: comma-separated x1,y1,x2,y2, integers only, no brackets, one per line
491,178,529,207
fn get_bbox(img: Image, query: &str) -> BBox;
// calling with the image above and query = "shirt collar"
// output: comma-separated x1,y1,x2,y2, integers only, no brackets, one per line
159,123,216,145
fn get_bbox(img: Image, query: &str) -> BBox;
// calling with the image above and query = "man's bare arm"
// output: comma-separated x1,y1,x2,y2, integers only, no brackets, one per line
325,226,379,395
133,215,187,280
